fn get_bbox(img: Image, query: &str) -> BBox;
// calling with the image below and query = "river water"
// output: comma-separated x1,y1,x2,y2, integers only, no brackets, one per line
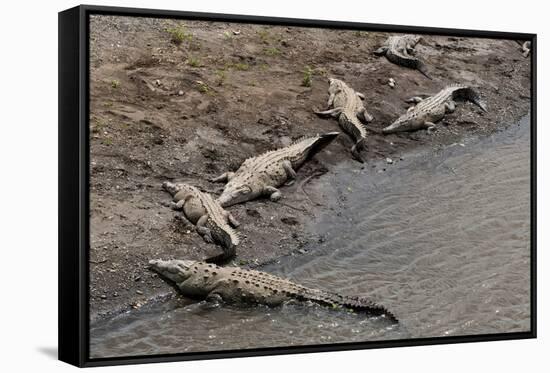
90,117,531,358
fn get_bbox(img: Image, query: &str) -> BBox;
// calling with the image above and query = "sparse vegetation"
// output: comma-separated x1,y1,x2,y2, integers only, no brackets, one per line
110,79,120,89
232,62,249,71
222,31,232,39
302,66,314,87
354,30,369,37
186,56,202,67
215,69,226,86
264,47,281,56
257,29,270,44
166,25,193,45
222,62,250,71
195,80,212,94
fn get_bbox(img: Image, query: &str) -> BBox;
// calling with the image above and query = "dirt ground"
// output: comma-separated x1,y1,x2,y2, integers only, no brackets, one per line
88,15,531,321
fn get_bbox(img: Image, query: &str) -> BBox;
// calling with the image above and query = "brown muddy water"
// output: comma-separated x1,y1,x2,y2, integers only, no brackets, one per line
89,117,531,358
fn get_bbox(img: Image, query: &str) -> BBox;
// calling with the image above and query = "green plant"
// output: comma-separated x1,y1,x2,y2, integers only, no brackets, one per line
222,31,232,39
264,47,281,56
186,56,202,67
215,69,226,86
232,62,249,71
195,80,211,94
167,26,193,45
110,79,120,89
302,66,314,87
257,29,270,44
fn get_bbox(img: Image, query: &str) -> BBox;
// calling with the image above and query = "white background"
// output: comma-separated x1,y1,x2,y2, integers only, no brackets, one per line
0,0,546,371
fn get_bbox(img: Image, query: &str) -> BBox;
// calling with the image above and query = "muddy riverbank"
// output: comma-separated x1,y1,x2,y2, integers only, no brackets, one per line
89,15,531,320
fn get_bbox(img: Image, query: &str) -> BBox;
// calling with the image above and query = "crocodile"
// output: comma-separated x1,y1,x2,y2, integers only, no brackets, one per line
162,181,240,263
522,41,531,58
149,259,398,323
314,78,373,163
382,84,487,134
212,132,339,206
374,35,431,79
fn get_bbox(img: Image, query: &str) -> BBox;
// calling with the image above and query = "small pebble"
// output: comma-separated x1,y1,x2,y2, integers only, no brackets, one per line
386,157,393,164
178,90,184,96
136,290,143,295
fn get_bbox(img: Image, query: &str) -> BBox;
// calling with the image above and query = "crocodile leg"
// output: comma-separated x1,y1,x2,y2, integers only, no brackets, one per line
282,160,297,186
173,199,186,210
264,186,282,202
205,292,224,304
225,211,240,228
196,214,214,243
357,107,373,123
327,92,335,107
405,96,424,104
445,100,456,113
210,171,235,183
374,46,388,55
314,107,342,118
425,122,437,134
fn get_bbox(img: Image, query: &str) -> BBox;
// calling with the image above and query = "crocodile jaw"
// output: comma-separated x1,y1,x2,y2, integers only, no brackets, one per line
383,115,424,134
218,184,253,207
382,120,406,134
149,259,195,283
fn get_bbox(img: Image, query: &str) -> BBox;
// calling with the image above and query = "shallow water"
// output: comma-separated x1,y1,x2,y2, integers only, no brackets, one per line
90,117,531,358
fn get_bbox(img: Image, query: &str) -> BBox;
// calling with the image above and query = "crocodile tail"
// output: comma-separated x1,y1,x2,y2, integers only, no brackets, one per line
300,131,340,161
339,295,398,323
451,86,488,112
306,290,398,323
208,223,239,262
416,60,432,80
387,51,431,79
351,138,366,163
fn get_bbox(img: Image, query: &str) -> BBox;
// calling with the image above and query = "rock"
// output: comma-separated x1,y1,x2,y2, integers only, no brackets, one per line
281,216,299,225
386,157,393,164
178,90,184,96
100,294,107,299
136,290,143,295
246,209,261,218
388,78,396,88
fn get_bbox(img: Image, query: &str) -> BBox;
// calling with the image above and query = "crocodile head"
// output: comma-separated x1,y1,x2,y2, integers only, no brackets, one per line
328,77,346,93
382,111,426,134
149,259,195,283
218,183,254,207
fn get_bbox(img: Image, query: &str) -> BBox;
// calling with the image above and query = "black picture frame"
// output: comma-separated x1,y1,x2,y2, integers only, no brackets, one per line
59,4,537,367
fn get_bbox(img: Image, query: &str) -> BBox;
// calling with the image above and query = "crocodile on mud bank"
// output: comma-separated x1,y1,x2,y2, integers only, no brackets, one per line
374,34,431,79
212,132,340,207
382,84,487,134
162,182,240,263
314,78,373,163
149,259,398,323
